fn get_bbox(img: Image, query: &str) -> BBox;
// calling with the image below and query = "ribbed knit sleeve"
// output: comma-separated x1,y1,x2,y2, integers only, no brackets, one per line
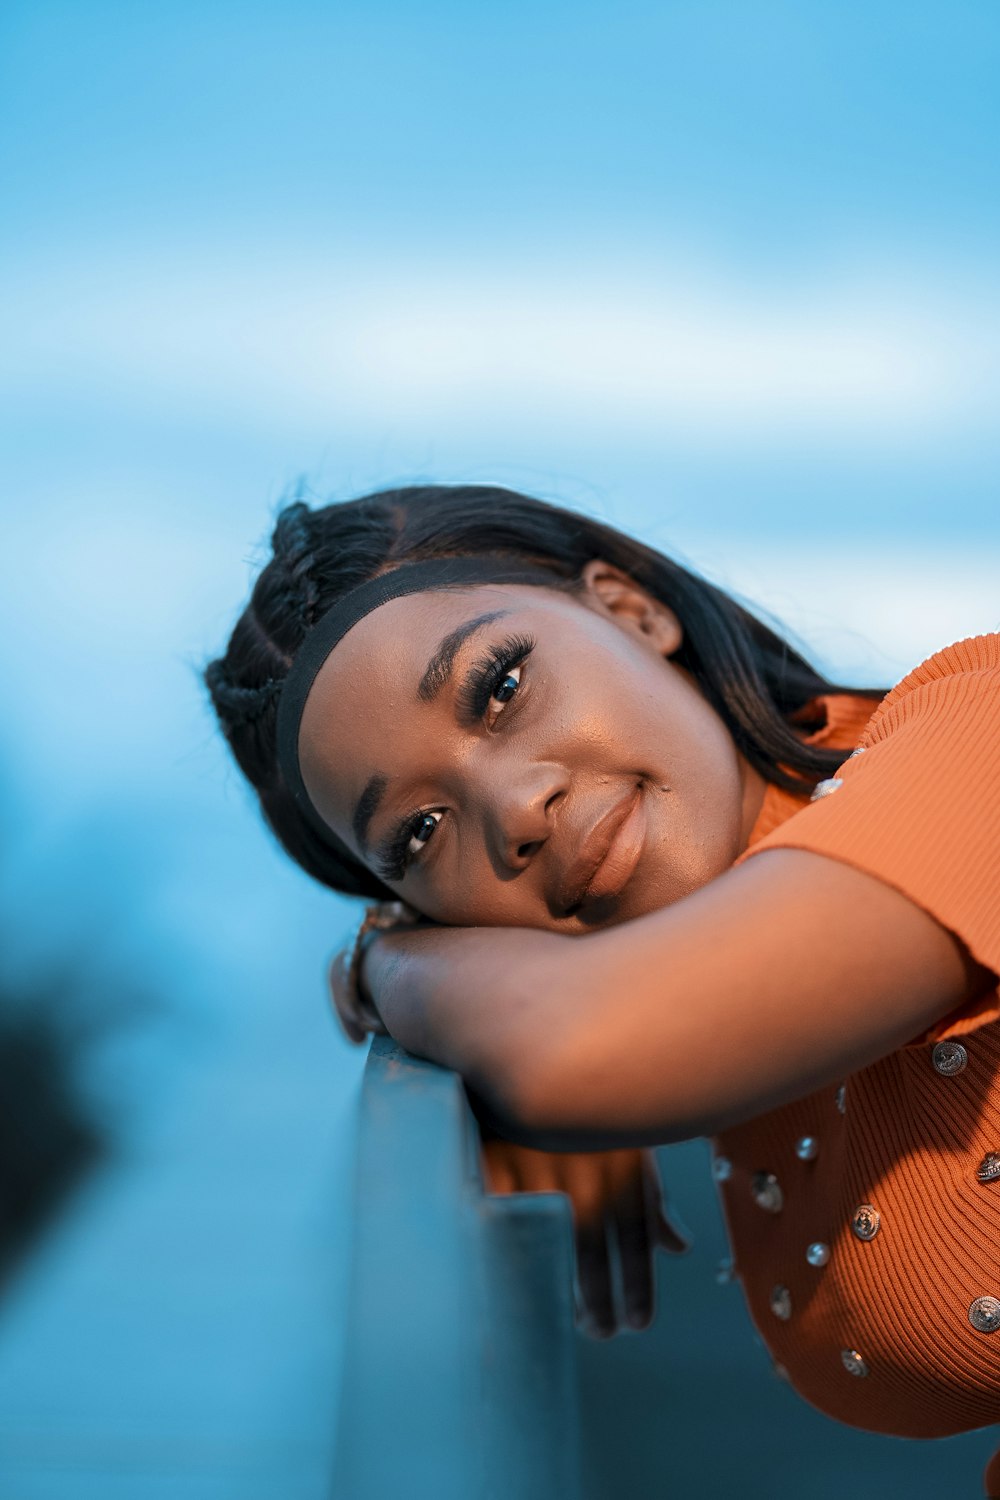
737,633,1000,1042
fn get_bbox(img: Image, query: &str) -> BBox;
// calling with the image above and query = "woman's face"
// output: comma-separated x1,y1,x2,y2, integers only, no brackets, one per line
298,563,766,932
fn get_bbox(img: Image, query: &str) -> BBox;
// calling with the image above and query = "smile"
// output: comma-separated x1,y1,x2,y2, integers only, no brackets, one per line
557,784,647,915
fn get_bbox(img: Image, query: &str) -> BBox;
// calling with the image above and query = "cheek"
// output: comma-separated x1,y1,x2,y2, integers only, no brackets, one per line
412,875,549,930
622,685,746,895
661,735,746,882
610,663,735,794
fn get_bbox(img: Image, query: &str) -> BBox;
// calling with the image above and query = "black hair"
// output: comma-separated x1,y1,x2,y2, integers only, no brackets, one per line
205,485,883,901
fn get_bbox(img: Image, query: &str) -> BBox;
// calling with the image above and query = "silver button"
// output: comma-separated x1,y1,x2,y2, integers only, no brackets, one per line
847,746,867,758
712,1155,733,1183
835,1084,847,1115
770,1284,792,1320
751,1171,784,1213
810,777,843,801
806,1241,830,1267
841,1347,869,1377
795,1135,819,1162
969,1296,1000,1333
976,1152,1000,1184
932,1040,968,1076
851,1204,881,1241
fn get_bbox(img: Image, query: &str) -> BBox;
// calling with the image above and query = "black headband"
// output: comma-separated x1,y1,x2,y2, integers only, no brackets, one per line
275,555,563,854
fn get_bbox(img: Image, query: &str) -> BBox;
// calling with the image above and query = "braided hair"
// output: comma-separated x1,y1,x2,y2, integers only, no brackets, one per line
205,485,884,901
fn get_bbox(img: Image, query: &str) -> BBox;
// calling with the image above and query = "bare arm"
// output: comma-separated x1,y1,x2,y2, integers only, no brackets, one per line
365,849,995,1150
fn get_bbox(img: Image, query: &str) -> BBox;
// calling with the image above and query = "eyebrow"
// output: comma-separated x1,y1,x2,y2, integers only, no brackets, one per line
417,611,510,703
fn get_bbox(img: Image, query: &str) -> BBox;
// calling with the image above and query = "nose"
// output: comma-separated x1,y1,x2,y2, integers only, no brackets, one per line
481,760,568,872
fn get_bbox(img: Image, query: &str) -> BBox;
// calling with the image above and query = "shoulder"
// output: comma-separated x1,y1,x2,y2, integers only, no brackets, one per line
799,632,1000,758
740,632,1000,985
860,632,1000,744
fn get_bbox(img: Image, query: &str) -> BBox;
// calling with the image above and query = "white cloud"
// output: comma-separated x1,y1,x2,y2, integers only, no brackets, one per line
6,249,1000,447
687,541,1000,686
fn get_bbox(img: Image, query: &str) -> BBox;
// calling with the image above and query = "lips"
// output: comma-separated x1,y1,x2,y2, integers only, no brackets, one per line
554,784,646,916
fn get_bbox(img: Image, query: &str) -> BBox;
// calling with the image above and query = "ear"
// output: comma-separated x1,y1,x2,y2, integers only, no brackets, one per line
578,559,683,657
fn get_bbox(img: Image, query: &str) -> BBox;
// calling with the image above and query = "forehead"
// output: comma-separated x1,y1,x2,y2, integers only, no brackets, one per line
296,581,570,841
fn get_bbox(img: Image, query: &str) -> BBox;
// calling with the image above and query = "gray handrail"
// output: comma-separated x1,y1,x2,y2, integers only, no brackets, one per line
333,1036,581,1500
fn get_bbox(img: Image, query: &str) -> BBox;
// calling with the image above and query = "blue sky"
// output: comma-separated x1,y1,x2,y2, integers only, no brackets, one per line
1,4,999,1494
5,1,1000,545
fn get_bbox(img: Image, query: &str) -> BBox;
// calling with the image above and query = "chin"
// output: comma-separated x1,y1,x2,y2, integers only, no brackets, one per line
562,886,670,933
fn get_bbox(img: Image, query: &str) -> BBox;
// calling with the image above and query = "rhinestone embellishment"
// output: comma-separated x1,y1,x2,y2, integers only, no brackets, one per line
969,1296,1000,1333
795,1135,819,1162
770,1284,792,1320
712,1155,733,1183
806,1241,831,1267
852,1204,881,1241
932,1040,968,1076
751,1171,784,1213
835,1084,847,1115
976,1153,1000,1184
810,777,843,802
841,1347,869,1377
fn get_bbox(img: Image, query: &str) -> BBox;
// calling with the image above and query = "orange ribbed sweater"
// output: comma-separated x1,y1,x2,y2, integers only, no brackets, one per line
714,634,1000,1487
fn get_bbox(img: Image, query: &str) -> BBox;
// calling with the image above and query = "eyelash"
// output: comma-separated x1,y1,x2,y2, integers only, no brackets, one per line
456,632,535,724
376,632,536,882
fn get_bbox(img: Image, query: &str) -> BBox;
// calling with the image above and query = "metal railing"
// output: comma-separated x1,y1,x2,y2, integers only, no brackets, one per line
333,1036,582,1500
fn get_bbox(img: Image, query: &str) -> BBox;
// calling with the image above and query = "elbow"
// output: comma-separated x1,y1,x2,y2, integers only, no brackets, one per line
499,1045,565,1135
446,936,578,1134
481,1008,705,1149
456,1002,578,1145
456,933,649,1147
465,1040,558,1142
475,1024,597,1147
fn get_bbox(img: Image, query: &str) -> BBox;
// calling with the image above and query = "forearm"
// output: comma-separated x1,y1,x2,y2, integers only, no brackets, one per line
365,918,708,1149
366,914,752,1149
364,850,989,1150
365,919,708,1149
365,924,580,1132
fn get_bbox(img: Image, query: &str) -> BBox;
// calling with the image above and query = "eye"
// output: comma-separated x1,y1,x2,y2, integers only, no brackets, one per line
490,663,523,711
406,810,442,858
457,632,534,726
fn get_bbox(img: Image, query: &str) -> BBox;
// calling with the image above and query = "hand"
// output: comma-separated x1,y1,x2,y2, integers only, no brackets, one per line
330,925,690,1332
328,902,423,1044
480,1135,690,1338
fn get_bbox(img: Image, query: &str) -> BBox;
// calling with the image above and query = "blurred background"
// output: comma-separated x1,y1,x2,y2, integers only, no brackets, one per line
1,2,999,1496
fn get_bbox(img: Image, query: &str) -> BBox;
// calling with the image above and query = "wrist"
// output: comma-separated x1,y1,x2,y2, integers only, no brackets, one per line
331,901,421,1043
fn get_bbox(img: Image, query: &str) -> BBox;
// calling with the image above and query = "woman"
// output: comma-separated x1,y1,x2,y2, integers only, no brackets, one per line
206,485,1000,1492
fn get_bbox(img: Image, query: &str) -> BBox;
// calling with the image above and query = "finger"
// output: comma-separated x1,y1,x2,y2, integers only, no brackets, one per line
517,1145,567,1194
479,1137,517,1195
330,945,391,1040
642,1153,692,1255
357,997,390,1037
330,954,385,1041
329,948,389,1044
613,1163,655,1331
327,951,371,1044
657,1207,693,1256
574,1219,617,1339
352,941,391,1036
